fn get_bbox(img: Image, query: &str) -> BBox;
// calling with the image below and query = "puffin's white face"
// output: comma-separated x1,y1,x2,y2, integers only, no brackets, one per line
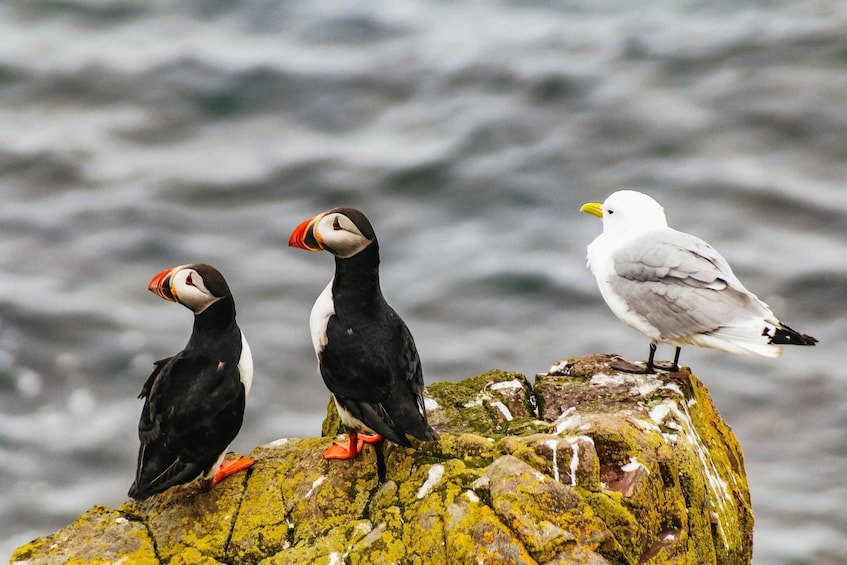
581,190,669,236
313,211,373,259
148,264,229,315
289,207,376,259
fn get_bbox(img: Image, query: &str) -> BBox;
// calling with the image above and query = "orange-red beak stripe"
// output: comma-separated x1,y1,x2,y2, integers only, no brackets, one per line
148,267,178,302
288,214,324,252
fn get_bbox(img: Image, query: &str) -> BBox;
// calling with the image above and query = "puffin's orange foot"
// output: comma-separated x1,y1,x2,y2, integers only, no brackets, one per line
212,456,255,485
358,433,383,445
323,439,365,460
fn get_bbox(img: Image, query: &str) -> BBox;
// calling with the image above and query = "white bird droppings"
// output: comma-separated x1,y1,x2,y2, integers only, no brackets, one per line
547,359,571,374
621,457,650,474
589,372,622,386
262,437,291,447
489,379,523,391
472,475,489,491
544,439,560,482
569,442,579,486
666,399,734,547
553,407,584,434
423,396,440,411
635,380,662,396
490,400,513,421
661,382,683,396
565,436,592,487
649,402,671,425
632,417,661,433
417,464,444,499
305,476,326,498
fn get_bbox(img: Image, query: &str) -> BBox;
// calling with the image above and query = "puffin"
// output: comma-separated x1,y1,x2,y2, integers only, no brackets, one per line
580,190,817,373
288,207,439,476
128,263,255,501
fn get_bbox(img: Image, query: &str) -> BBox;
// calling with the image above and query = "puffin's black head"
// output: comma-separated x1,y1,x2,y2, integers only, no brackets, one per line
289,207,376,259
148,263,231,315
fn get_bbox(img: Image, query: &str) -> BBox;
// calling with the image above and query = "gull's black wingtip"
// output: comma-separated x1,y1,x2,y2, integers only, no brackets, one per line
768,324,818,346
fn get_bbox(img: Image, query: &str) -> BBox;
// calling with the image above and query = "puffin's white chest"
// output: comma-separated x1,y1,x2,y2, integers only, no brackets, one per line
237,332,254,396
309,279,335,360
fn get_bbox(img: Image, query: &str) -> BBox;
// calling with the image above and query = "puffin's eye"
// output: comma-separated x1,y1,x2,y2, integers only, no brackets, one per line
185,273,195,286
332,217,342,231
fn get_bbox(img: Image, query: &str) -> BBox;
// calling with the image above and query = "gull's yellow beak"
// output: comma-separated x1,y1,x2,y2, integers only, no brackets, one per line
580,202,603,218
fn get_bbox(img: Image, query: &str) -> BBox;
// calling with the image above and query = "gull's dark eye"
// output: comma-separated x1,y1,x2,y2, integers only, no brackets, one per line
607,209,614,215
332,216,342,230
185,273,195,286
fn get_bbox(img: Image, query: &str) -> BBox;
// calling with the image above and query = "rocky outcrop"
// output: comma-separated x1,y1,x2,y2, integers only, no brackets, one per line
11,354,753,564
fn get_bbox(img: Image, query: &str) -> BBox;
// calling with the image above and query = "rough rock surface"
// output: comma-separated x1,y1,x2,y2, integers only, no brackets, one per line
12,354,753,564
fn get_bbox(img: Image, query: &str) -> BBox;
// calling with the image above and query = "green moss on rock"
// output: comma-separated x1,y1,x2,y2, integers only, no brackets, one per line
13,355,753,564
426,370,541,437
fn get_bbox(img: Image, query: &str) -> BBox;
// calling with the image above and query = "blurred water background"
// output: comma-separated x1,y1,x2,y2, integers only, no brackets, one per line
1,1,847,562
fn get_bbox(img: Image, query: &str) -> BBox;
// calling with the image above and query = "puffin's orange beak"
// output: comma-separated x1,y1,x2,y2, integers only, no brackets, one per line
288,214,325,252
148,267,178,302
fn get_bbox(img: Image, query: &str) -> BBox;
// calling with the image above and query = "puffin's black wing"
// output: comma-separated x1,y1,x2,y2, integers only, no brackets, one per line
138,356,171,399
398,321,426,401
319,307,438,445
129,353,246,500
135,356,176,446
389,316,439,441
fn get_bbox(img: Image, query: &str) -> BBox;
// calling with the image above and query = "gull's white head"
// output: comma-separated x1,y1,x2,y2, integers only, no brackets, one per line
580,190,668,236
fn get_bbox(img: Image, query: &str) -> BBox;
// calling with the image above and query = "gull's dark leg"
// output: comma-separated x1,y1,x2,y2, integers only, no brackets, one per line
672,347,682,372
609,342,656,374
646,342,657,373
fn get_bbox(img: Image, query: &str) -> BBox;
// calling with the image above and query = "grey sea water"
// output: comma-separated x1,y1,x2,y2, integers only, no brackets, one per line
1,1,846,562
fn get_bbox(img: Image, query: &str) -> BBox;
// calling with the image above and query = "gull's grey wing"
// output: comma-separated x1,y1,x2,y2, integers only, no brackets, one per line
610,229,773,339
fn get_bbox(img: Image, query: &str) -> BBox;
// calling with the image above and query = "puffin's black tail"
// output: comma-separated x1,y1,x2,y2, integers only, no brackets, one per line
129,455,203,501
768,324,818,346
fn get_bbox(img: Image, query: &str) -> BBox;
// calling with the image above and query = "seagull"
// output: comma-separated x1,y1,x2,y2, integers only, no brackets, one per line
580,190,817,373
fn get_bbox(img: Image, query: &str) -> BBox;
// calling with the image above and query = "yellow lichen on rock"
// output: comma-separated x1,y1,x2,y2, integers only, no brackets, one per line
10,505,158,565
